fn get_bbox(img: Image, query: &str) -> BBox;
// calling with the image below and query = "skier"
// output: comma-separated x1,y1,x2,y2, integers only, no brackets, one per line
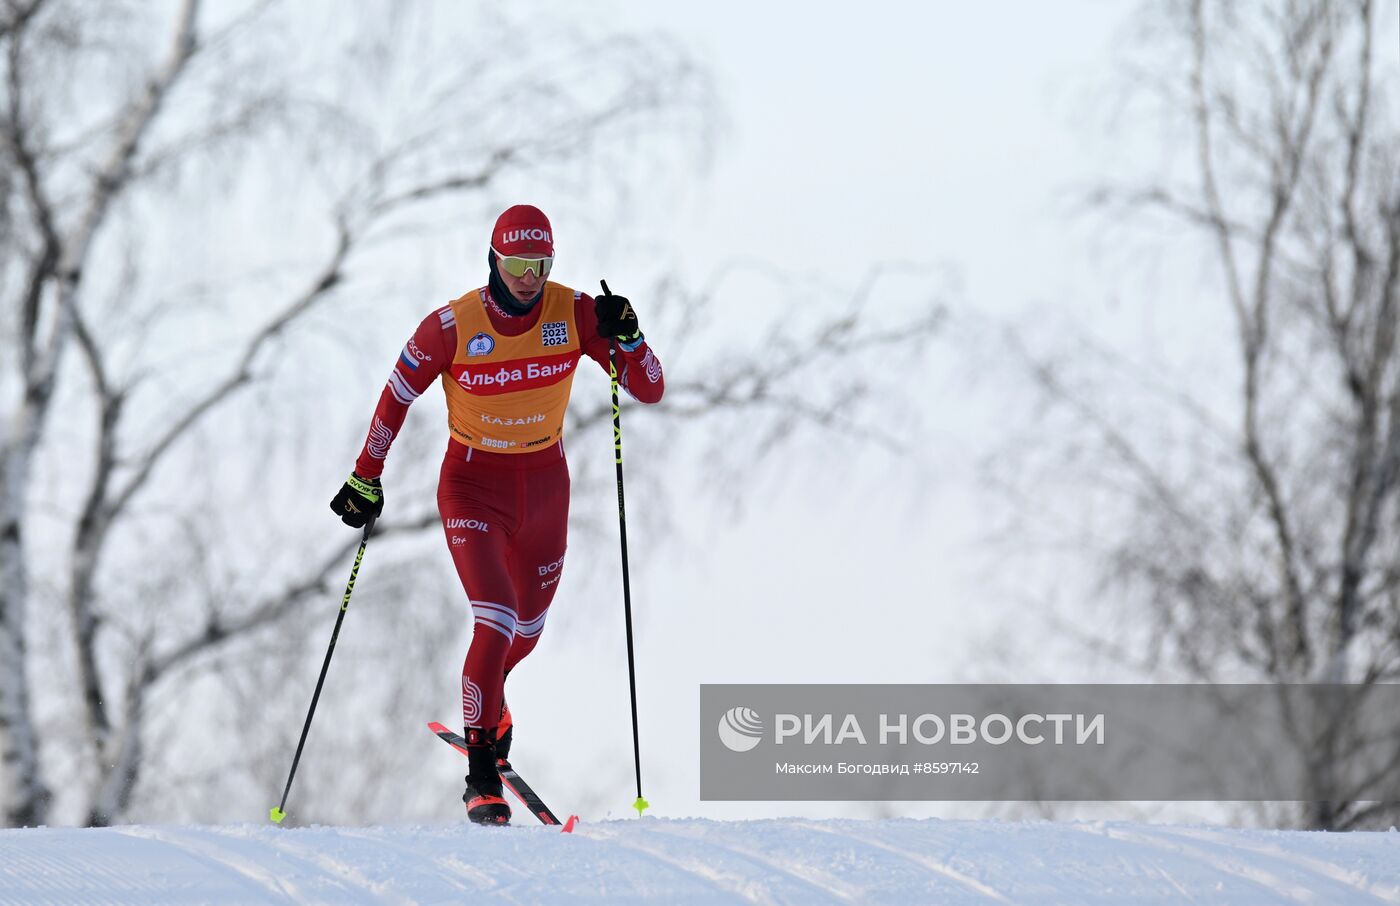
329,204,665,824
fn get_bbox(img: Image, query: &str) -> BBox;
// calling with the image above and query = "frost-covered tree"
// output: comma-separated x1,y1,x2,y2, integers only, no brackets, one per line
0,1,941,827
0,0,717,827
1006,0,1400,830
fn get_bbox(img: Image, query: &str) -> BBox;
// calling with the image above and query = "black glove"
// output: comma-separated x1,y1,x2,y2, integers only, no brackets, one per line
330,473,383,528
595,288,642,346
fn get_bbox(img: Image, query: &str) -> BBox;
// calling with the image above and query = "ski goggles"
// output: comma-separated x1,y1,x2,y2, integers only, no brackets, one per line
493,249,554,279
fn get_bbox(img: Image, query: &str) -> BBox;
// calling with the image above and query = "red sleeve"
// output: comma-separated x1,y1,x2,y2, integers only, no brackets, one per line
576,293,665,404
353,306,456,479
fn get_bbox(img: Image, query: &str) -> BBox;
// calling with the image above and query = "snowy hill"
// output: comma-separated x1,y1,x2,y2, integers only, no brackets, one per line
4,818,1400,904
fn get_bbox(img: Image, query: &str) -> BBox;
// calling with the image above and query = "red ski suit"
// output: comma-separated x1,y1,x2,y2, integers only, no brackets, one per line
353,283,664,733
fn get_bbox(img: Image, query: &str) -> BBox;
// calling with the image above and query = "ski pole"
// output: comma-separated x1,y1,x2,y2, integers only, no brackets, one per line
270,515,376,824
601,278,648,818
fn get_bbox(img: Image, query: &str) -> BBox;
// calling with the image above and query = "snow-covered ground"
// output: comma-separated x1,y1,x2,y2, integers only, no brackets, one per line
3,818,1399,904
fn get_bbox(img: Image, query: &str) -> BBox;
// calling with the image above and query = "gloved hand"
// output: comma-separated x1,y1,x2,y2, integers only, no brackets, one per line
594,288,642,346
330,473,383,528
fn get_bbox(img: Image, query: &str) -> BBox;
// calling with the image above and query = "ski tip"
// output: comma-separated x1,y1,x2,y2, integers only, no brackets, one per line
427,721,450,733
632,796,649,818
562,815,579,833
269,807,287,825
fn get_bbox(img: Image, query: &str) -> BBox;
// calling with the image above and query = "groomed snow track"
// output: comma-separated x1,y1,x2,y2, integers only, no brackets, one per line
3,817,1399,904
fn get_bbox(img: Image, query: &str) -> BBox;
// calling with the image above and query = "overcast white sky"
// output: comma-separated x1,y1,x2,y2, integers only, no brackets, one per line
558,1,1128,310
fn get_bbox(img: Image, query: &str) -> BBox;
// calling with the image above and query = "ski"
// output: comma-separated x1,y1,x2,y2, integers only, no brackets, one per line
428,721,578,832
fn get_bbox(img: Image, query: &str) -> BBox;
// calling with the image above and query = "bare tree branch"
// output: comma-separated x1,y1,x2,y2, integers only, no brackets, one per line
107,135,540,527
2,1,720,829
1188,0,1250,327
996,0,1400,828
66,301,122,743
4,25,59,381
47,0,203,776
145,513,440,686
59,0,200,284
1337,0,1377,311
367,147,515,218
107,215,350,523
0,0,45,44
1005,327,1201,533
0,0,69,826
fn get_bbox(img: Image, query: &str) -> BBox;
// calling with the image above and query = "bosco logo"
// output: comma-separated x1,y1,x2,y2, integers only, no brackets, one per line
399,340,430,371
718,707,764,753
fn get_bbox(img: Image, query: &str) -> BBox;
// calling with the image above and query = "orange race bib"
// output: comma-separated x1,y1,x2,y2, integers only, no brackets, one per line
440,283,582,453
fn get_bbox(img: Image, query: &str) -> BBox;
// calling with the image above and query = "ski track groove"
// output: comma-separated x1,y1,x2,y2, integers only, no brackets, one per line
634,822,858,904
334,826,522,902
586,824,798,905
791,820,1016,904
642,822,864,903
583,825,766,904
123,825,412,905
224,826,420,906
113,827,304,904
0,846,158,906
1078,823,1383,904
1144,862,1201,903
1073,824,1301,902
1149,826,1400,905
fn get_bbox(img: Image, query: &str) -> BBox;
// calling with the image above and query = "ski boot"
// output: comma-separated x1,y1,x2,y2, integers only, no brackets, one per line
462,726,510,826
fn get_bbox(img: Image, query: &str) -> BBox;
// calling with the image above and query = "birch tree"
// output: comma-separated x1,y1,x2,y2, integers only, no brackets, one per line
1,1,943,826
0,0,717,827
1006,0,1400,829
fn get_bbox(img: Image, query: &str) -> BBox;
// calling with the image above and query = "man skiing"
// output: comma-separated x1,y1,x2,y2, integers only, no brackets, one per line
329,204,665,825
